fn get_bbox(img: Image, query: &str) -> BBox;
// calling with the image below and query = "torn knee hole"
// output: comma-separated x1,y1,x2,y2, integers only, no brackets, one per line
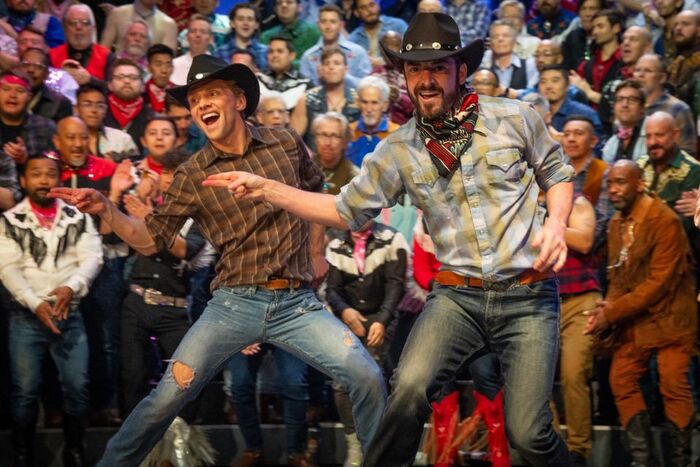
172,361,194,389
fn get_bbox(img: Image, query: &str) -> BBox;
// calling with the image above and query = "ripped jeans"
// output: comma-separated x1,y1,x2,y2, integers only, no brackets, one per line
97,286,387,467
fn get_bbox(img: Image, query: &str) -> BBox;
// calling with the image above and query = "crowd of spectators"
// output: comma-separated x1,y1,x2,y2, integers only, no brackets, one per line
1,0,700,465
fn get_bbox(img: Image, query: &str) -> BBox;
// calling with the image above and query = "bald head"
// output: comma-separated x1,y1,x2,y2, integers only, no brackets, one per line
608,160,645,214
622,26,652,65
381,30,402,53
417,0,443,13
471,69,499,96
645,111,680,164
535,40,563,70
54,117,90,167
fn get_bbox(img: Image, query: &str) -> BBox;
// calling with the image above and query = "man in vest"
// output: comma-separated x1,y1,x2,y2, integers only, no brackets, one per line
483,20,538,96
50,4,114,87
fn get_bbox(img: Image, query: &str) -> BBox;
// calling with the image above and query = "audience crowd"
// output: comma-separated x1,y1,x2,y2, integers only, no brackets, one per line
1,0,700,465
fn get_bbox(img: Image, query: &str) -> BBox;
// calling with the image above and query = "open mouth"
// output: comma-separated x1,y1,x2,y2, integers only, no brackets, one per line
201,112,220,126
419,91,441,101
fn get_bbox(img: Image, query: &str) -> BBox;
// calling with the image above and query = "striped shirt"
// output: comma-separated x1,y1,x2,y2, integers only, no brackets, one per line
145,124,324,290
335,96,574,281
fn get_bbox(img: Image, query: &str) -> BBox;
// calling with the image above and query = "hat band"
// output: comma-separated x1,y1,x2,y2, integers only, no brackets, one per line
401,42,460,53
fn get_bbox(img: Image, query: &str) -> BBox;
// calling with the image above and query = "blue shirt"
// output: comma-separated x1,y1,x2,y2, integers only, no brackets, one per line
347,116,392,167
551,98,602,139
445,0,491,47
348,15,408,56
214,36,268,70
299,37,372,84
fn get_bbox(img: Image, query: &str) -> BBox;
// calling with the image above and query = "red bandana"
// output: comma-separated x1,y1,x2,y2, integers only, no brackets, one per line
146,79,172,113
108,94,144,129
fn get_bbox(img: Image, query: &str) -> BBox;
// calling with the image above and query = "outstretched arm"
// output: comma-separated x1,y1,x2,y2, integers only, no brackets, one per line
49,187,158,256
202,171,349,230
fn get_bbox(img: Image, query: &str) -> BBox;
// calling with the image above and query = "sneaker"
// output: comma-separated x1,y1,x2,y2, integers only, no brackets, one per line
343,433,363,467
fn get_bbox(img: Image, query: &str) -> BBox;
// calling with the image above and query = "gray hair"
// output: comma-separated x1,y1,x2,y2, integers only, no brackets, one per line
63,4,96,27
124,19,153,44
311,111,350,139
357,76,390,103
498,0,525,18
522,92,550,117
257,91,287,112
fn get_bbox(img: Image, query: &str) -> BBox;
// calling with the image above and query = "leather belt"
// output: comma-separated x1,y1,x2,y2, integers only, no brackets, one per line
262,278,302,290
129,284,188,308
434,270,554,289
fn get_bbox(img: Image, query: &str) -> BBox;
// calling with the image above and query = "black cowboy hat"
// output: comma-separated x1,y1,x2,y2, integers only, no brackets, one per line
381,13,484,76
166,55,260,117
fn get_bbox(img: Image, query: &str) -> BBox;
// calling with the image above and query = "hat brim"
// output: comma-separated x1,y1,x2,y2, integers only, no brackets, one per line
382,39,485,77
166,63,260,117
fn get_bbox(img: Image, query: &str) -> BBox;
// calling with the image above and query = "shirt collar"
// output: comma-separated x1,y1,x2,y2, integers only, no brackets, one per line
357,115,389,133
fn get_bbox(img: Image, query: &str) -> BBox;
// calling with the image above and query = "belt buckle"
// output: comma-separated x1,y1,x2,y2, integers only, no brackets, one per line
144,288,164,306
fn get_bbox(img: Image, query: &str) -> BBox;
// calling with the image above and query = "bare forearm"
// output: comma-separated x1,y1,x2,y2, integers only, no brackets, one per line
265,179,348,230
565,228,593,254
0,187,15,210
546,182,574,225
167,235,187,259
101,202,157,255
309,222,326,256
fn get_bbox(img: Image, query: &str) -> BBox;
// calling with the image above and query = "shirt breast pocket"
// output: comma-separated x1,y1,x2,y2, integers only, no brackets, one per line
484,148,522,184
411,166,440,205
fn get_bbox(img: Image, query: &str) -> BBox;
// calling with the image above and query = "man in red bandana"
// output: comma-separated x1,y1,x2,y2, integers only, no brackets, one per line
145,44,175,113
104,58,154,154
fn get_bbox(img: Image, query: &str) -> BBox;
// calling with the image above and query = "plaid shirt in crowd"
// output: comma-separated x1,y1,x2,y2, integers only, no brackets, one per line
445,0,492,48
0,113,56,160
336,97,574,281
145,124,324,290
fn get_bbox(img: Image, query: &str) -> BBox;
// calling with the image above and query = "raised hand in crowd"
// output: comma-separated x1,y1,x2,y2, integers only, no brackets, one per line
4,137,27,165
674,188,698,217
109,159,135,202
61,59,92,85
123,194,153,220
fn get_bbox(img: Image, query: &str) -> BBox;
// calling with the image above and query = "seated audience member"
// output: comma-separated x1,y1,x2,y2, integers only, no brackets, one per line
145,44,175,113
115,20,151,70
374,30,413,124
256,91,291,128
527,0,576,40
20,47,72,122
522,92,561,142
634,53,696,157
50,4,113,86
300,4,371,86
470,68,500,97
260,0,320,68
417,0,443,13
497,0,540,59
230,49,260,72
482,21,538,96
539,65,602,138
347,76,399,167
444,0,490,49
172,15,214,86
165,98,207,154
0,154,103,467
100,0,178,53
311,112,358,195
104,59,154,154
523,40,588,103
178,0,231,53
0,69,56,166
5,0,64,47
620,26,652,78
214,3,268,71
291,47,360,146
75,83,139,163
561,0,602,70
325,219,408,467
585,160,697,467
111,145,216,466
257,36,311,110
603,80,648,163
667,10,700,116
0,151,19,210
348,0,407,67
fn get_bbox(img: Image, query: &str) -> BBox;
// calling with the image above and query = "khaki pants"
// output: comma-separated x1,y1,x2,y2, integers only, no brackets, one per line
560,291,598,457
611,341,693,429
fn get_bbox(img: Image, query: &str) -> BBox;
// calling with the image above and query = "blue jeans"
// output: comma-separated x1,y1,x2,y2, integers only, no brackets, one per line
364,279,571,467
9,309,89,426
469,352,502,400
97,286,386,467
228,345,308,454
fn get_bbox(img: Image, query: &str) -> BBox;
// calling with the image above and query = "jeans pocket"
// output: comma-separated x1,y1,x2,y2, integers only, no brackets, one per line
296,295,326,314
522,278,559,297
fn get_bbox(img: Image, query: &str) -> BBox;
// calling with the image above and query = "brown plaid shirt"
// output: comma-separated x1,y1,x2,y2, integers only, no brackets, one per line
145,124,324,290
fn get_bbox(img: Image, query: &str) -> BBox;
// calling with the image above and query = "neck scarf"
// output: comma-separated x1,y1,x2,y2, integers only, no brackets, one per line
108,94,144,129
145,79,171,112
29,198,57,230
617,126,634,141
352,229,373,274
414,87,479,178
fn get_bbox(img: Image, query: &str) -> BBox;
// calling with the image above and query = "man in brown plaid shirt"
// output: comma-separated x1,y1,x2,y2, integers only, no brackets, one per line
51,55,387,467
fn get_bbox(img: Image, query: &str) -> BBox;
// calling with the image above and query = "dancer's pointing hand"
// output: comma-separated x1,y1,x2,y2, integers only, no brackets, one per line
203,171,267,201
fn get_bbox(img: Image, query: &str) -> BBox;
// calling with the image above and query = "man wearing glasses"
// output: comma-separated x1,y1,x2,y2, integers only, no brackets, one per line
311,112,358,195
20,47,72,122
50,4,114,86
103,59,154,154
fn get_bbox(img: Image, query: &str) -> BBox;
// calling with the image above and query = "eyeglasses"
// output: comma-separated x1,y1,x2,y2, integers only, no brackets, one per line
20,61,47,70
614,95,642,104
113,74,141,82
78,101,107,110
261,108,287,115
66,18,91,28
534,51,560,57
314,132,344,141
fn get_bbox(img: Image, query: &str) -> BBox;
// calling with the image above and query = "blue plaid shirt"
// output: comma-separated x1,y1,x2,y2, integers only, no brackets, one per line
446,0,492,47
214,36,268,70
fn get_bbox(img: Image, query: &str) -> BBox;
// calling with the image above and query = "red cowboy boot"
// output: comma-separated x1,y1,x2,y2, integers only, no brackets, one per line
431,391,460,467
474,389,511,467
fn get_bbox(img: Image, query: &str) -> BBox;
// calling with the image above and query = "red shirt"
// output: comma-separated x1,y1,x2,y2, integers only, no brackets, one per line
577,47,622,92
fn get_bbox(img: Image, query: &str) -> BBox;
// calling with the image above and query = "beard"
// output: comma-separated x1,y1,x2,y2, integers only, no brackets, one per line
28,188,53,207
409,77,461,120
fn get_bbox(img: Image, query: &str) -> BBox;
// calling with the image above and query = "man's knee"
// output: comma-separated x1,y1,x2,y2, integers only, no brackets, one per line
172,361,195,389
